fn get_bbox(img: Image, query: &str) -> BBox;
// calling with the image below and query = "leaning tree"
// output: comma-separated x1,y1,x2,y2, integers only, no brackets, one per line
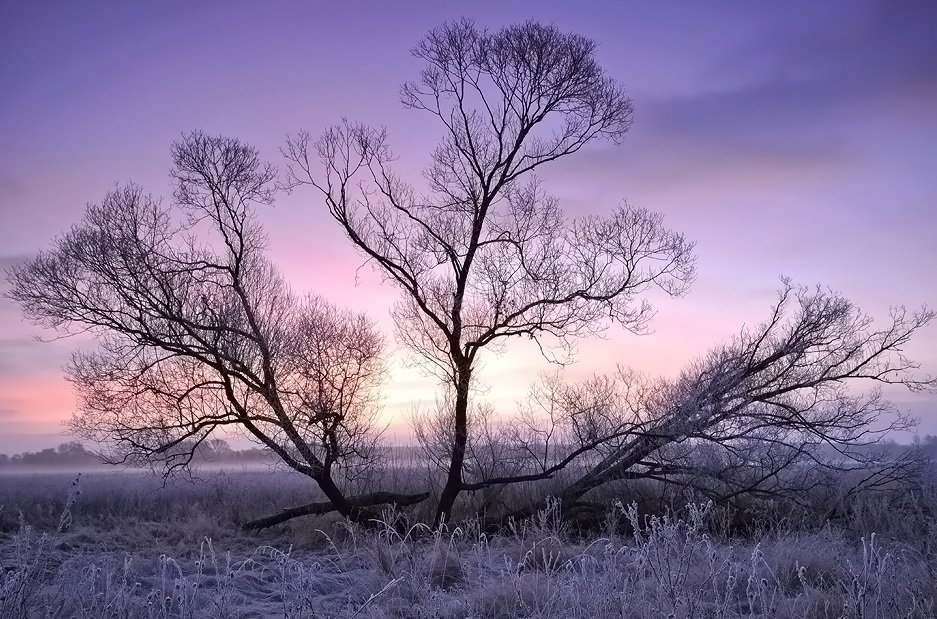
468,281,935,523
7,132,428,526
285,19,696,524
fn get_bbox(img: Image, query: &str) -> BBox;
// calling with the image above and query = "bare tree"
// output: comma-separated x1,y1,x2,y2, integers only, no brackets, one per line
462,281,934,521
284,19,696,524
11,22,921,535
6,132,427,526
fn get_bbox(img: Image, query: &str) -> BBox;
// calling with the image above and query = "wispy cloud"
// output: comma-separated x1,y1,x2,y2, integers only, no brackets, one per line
0,254,28,271
0,334,72,380
635,0,937,159
0,174,26,198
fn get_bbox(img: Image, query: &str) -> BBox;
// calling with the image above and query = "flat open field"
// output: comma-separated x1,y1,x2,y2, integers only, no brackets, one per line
2,467,936,618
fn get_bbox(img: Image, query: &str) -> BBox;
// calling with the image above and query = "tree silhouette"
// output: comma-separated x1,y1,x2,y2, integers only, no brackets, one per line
285,19,696,524
6,20,934,532
489,281,935,522
7,132,427,523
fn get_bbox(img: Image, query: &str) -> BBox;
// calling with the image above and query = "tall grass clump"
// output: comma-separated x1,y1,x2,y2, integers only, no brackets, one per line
0,476,80,617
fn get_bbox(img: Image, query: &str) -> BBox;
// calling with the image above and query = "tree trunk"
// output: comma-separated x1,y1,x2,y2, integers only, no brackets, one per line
434,365,471,526
313,468,357,518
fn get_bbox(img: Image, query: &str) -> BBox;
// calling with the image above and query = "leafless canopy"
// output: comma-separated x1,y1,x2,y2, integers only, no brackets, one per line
7,20,932,533
285,19,696,524
7,132,427,523
457,281,935,520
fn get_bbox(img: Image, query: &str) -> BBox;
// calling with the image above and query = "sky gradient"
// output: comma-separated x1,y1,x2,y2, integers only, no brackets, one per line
1,1,935,453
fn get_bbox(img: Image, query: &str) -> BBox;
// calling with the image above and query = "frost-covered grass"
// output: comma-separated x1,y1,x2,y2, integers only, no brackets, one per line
2,469,937,618
0,468,320,543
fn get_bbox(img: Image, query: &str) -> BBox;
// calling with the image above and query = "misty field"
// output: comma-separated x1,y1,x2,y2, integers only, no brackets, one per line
2,464,937,619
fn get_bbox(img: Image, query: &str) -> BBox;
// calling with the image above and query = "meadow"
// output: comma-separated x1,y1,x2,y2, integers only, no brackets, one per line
2,458,937,619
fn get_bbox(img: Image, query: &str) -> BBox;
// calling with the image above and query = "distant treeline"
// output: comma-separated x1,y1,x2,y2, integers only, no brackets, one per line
0,442,101,467
1,437,931,468
0,440,277,467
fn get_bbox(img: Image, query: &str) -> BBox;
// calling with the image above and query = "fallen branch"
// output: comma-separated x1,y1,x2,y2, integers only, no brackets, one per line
242,491,431,531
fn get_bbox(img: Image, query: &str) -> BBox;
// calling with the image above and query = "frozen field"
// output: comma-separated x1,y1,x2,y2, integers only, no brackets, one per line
2,468,936,618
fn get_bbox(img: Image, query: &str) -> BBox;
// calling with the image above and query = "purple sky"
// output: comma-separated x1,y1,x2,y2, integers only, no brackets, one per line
1,1,935,453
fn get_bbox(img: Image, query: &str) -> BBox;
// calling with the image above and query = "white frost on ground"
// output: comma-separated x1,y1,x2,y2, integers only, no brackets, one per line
2,472,936,617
